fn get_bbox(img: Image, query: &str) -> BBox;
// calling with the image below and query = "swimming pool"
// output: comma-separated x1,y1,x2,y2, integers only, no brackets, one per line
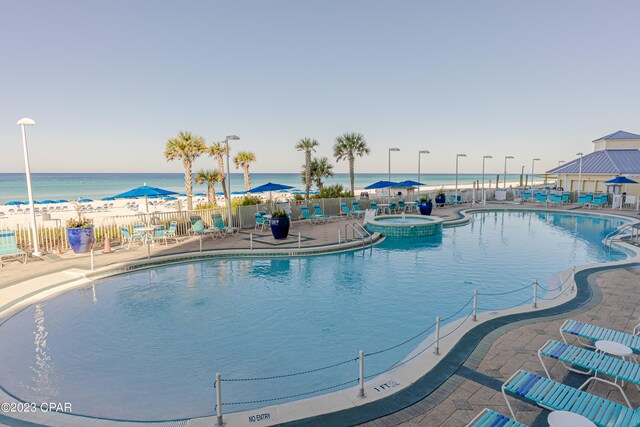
0,211,630,421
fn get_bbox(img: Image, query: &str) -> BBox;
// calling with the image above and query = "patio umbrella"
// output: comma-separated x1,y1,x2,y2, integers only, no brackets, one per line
394,180,424,188
5,201,26,206
604,176,638,184
112,185,178,213
365,180,399,203
248,182,294,200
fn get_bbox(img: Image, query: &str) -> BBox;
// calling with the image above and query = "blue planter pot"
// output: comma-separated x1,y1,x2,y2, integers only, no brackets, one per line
66,226,95,253
435,195,446,207
270,217,290,240
418,202,433,216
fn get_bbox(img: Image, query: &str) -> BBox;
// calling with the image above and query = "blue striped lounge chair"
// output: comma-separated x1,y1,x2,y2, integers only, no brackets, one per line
538,339,640,408
312,204,334,221
350,201,366,217
299,206,321,224
191,220,219,239
121,226,145,249
164,221,178,243
502,369,640,426
0,230,27,267
151,225,167,245
466,408,527,427
560,319,640,353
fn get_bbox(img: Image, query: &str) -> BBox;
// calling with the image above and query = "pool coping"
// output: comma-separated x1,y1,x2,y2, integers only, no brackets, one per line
0,210,639,426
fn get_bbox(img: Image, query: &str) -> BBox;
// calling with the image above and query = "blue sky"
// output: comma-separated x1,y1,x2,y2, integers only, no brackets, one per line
1,1,639,175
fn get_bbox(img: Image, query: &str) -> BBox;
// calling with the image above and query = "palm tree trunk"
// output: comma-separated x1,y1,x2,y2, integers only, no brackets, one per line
315,177,323,191
216,155,229,202
349,154,355,196
305,151,311,201
243,164,251,193
184,159,193,211
208,183,218,207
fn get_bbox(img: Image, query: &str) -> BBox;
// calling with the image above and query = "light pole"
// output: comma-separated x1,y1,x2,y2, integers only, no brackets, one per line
576,152,583,196
503,156,514,189
225,135,240,226
17,118,41,257
417,150,429,193
455,154,467,199
531,158,541,197
482,155,492,205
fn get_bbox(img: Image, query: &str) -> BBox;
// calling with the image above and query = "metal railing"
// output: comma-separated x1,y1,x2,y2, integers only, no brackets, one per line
604,223,640,248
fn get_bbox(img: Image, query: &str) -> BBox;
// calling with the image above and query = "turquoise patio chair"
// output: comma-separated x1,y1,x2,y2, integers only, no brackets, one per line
397,200,407,212
523,191,531,201
340,203,354,218
370,202,379,213
502,369,640,426
538,339,640,408
0,230,27,267
152,225,167,245
254,213,269,230
132,223,146,239
350,201,366,217
299,206,321,224
164,221,178,243
560,319,640,353
312,203,334,220
466,408,527,427
211,213,239,237
191,220,218,239
121,226,145,249
386,202,397,214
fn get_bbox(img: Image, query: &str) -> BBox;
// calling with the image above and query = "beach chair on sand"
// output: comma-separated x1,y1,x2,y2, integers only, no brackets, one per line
560,319,640,353
466,408,527,427
300,206,322,224
502,369,640,425
211,213,239,237
0,230,27,267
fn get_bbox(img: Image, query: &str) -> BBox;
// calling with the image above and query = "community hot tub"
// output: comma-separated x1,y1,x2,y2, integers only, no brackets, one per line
365,214,444,237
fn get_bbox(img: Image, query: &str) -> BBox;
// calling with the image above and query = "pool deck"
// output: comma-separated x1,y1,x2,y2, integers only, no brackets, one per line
1,202,639,427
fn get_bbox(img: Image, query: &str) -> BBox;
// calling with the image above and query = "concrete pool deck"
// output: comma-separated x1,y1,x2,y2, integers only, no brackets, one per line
0,203,639,426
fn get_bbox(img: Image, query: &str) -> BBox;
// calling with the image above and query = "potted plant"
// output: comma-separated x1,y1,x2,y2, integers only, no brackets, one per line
66,217,95,253
418,195,433,216
435,187,446,207
269,209,290,239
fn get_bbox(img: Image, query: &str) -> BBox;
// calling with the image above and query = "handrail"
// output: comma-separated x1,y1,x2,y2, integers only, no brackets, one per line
604,223,639,248
344,222,372,249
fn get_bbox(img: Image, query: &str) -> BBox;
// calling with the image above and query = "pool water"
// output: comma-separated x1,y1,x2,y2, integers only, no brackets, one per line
0,211,629,421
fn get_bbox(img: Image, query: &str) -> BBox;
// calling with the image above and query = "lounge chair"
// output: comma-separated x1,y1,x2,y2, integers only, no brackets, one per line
0,230,27,267
211,213,239,237
502,369,640,426
370,202,379,213
340,203,355,218
151,225,167,245
350,201,366,217
121,226,145,249
164,221,178,243
466,408,527,427
538,339,640,407
312,203,334,220
299,206,321,224
191,220,219,239
255,213,269,231
560,319,640,353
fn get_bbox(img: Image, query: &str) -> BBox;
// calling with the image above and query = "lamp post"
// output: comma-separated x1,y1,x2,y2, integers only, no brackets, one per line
455,154,467,199
531,158,541,197
482,155,492,205
576,152,583,195
225,135,240,226
17,118,41,257
417,150,429,194
503,156,514,189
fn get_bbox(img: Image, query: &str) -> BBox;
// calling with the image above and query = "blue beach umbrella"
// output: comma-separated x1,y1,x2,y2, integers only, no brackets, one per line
77,197,93,203
394,180,424,188
364,180,399,190
231,191,247,195
194,192,206,197
37,199,57,204
57,199,69,203
249,182,294,200
101,196,116,201
5,201,26,206
112,185,178,213
179,193,187,197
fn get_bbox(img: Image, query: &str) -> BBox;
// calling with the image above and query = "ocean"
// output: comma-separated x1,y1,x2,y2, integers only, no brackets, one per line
0,173,525,204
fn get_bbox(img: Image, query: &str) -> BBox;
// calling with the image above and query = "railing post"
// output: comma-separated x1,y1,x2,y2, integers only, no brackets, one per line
434,316,440,355
358,350,365,398
250,233,253,250
199,235,202,253
338,229,341,244
90,249,94,270
473,289,478,321
298,232,301,249
571,267,575,292
215,372,223,426
533,279,538,308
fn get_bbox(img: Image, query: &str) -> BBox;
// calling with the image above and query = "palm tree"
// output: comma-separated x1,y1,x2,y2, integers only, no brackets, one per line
301,156,334,191
164,131,207,211
195,169,224,206
333,132,370,196
233,151,256,192
295,137,319,201
208,142,230,203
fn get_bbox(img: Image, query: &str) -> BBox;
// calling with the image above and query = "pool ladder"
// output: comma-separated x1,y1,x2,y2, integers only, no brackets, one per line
344,222,373,249
604,222,640,248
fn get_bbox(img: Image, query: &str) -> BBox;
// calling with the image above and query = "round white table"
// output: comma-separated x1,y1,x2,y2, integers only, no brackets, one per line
595,340,633,358
548,410,595,427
